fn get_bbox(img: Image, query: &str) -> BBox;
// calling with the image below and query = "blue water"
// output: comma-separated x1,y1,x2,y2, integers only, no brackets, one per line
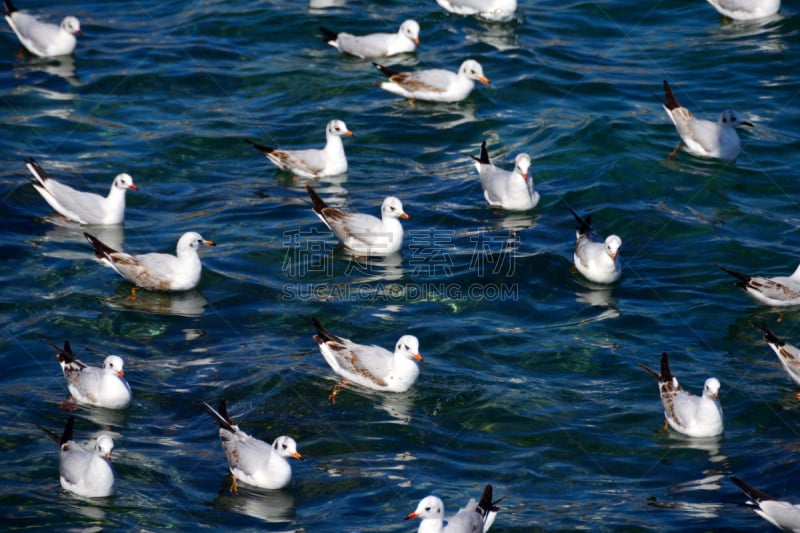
2,0,800,530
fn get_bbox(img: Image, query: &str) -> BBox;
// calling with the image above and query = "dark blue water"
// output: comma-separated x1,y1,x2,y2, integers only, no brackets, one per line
1,0,800,530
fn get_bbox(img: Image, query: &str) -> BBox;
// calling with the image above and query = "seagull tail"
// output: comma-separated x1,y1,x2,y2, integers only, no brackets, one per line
202,399,236,432
244,138,275,156
45,339,82,366
3,0,17,16
658,352,674,383
84,232,119,259
305,184,329,215
308,316,343,345
38,416,75,446
567,206,592,235
469,140,491,165
24,157,50,187
373,62,400,79
476,483,503,516
755,322,785,348
318,25,338,43
663,80,681,111
731,476,774,503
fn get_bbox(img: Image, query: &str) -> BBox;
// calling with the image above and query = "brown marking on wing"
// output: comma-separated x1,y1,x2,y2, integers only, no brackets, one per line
750,278,800,299
660,378,689,428
329,341,388,387
391,73,446,93
109,254,174,291
270,151,322,175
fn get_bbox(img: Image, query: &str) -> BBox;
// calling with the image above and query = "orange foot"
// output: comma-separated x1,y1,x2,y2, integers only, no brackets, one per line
328,380,350,404
127,287,139,301
59,399,80,412
228,476,239,494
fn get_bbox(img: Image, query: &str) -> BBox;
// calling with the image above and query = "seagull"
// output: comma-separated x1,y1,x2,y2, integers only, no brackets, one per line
37,416,116,498
319,19,420,58
244,119,353,178
202,399,301,491
47,339,132,410
568,207,622,284
662,79,753,161
306,184,408,255
373,59,489,103
310,317,422,399
471,140,538,211
3,0,81,57
84,231,215,292
405,483,500,533
706,0,780,20
638,352,724,438
731,476,800,532
435,0,518,22
755,322,800,387
717,264,800,307
24,158,137,225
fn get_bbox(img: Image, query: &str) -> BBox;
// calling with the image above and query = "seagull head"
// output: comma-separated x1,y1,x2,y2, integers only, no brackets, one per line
104,355,126,378
406,495,444,521
514,153,531,181
327,119,354,138
61,16,82,36
95,434,115,460
382,196,409,220
400,20,420,45
704,377,721,400
605,235,622,260
395,335,422,364
272,436,302,460
719,109,754,129
459,59,489,85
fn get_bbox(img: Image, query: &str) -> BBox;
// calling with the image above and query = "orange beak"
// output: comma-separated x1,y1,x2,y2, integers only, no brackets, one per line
292,452,303,460
414,38,420,45
117,370,125,377
400,212,410,220
129,184,139,191
478,76,490,85
413,353,423,364
345,130,355,137
609,251,617,259
405,512,419,520
204,240,216,247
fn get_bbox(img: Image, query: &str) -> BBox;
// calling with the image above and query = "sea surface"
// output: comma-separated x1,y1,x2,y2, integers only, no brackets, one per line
1,0,799,530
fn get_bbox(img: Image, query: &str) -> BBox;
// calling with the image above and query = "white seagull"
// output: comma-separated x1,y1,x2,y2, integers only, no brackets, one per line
639,352,724,438
568,207,622,284
731,476,800,532
756,322,800,387
202,399,302,492
310,317,422,400
319,19,420,58
436,0,518,22
306,184,408,255
471,140,538,211
38,416,116,498
47,339,132,410
245,119,353,178
706,0,780,20
25,158,137,225
3,0,81,57
717,263,800,307
406,483,500,533
84,231,215,292
662,79,753,161
373,59,489,103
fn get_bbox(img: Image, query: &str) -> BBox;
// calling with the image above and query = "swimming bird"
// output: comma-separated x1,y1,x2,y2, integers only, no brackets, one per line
311,316,422,398
373,59,489,103
638,352,723,438
471,140,538,211
3,0,81,57
306,184,408,255
37,416,116,498
245,119,353,178
706,0,780,20
319,19,419,58
568,207,622,284
435,0,518,22
47,339,132,410
731,476,800,532
84,231,215,292
25,158,137,225
405,483,500,533
662,79,753,161
755,322,800,387
202,399,301,491
717,263,800,307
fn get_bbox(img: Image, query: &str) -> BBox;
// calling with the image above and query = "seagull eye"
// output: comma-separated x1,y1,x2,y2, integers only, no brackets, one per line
425,506,431,512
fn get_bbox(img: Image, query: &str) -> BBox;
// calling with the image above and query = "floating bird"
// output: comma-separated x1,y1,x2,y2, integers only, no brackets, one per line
706,0,780,20
435,0,518,22
406,483,500,533
306,184,408,255
47,339,132,410
24,158,137,225
568,207,622,284
755,322,800,387
245,119,353,178
202,399,301,491
731,476,800,532
471,140,538,211
662,79,753,160
37,416,116,498
3,0,81,57
310,316,422,399
717,264,800,307
84,231,215,292
373,59,489,103
639,352,723,438
319,19,419,58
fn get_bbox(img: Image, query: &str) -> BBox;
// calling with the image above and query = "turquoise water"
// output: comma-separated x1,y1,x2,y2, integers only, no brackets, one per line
1,0,800,530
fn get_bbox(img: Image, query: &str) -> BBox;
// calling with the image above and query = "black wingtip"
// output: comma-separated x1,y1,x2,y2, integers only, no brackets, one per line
45,339,76,364
567,206,592,234
310,316,342,344
637,362,661,381
373,62,400,78
756,322,785,348
84,232,118,258
61,416,75,445
476,483,503,517
731,476,775,503
4,0,17,16
716,264,751,285
305,184,328,213
659,352,674,383
318,25,338,42
244,138,275,155
663,79,680,110
472,140,491,165
202,399,235,431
